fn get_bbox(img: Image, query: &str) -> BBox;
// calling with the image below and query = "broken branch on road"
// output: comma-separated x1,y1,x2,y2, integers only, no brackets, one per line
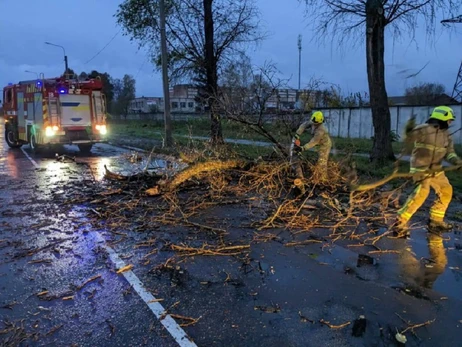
169,243,250,256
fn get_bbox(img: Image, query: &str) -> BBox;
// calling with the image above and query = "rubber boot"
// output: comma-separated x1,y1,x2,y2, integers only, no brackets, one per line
392,218,410,238
428,220,453,234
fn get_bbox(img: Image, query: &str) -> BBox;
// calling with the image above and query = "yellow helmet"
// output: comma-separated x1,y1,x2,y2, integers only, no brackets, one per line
311,111,324,123
429,106,455,122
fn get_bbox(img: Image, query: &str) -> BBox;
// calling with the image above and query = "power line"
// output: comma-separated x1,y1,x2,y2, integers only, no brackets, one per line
135,58,150,79
84,30,121,65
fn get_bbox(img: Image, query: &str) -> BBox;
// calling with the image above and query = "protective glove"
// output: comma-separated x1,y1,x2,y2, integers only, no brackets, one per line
412,172,428,183
293,145,303,154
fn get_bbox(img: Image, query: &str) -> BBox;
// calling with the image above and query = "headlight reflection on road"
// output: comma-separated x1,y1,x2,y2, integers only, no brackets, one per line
95,158,111,181
4,151,19,179
45,160,69,185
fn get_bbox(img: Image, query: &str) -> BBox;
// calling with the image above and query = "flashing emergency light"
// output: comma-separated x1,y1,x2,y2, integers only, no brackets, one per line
58,88,67,94
8,83,12,86
36,80,42,88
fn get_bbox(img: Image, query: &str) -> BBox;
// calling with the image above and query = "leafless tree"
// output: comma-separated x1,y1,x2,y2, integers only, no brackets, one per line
116,0,263,145
405,82,446,105
219,61,329,157
300,0,461,163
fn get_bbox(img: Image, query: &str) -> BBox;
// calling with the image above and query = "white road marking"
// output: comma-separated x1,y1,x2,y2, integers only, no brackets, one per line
94,233,197,347
20,147,40,168
20,148,197,347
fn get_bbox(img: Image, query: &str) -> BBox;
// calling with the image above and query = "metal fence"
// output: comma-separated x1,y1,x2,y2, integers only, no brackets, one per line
321,105,462,144
113,104,462,144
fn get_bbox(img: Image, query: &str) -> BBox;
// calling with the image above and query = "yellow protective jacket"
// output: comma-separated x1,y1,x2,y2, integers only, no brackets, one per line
296,122,332,153
405,123,462,172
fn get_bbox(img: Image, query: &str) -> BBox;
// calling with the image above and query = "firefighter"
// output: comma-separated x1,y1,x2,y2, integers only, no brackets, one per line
395,105,462,236
293,111,332,180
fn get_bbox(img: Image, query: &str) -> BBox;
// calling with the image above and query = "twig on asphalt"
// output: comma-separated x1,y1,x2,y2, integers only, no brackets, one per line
76,274,102,290
319,319,351,329
169,314,202,327
396,313,436,335
298,311,314,323
368,249,400,254
170,243,250,256
285,239,323,247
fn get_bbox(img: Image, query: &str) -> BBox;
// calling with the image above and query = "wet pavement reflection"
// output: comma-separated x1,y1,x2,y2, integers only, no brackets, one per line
2,122,462,346
0,130,178,346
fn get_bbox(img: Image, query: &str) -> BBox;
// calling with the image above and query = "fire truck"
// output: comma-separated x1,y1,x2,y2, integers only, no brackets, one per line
2,74,107,153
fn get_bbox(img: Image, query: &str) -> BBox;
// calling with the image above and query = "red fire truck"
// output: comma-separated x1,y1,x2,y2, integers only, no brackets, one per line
2,75,107,153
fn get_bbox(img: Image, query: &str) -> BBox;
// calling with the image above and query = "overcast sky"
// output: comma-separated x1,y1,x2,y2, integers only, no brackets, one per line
1,0,461,99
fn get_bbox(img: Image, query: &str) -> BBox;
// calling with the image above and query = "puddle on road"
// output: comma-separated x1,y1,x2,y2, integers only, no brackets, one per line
5,136,462,306
31,144,186,181
313,226,462,301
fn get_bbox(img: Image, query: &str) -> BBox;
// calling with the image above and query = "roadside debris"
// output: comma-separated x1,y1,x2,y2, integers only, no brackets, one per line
351,315,367,337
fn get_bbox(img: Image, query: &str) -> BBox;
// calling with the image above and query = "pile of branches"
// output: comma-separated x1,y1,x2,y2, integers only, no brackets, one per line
84,143,403,244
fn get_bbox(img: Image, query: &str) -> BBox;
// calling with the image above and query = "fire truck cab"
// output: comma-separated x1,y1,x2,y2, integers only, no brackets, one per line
2,75,107,153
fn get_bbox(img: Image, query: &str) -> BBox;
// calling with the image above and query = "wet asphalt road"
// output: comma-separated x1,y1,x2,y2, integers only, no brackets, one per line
2,122,462,346
0,129,181,346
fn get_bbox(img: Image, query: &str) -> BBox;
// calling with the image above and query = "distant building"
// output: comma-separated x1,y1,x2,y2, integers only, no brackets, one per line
389,93,460,106
129,97,163,113
169,84,202,112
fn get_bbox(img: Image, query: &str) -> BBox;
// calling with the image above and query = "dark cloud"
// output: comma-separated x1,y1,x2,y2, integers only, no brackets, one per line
1,0,460,99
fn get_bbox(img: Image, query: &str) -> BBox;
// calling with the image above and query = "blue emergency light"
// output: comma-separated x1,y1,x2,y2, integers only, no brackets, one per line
36,80,42,87
59,88,67,94
8,83,13,86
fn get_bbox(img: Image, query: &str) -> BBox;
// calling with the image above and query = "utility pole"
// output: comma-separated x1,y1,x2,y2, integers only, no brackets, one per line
298,34,302,91
159,0,173,147
441,15,462,102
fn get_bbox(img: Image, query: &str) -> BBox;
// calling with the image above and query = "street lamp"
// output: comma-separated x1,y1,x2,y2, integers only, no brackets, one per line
44,41,68,74
25,70,39,78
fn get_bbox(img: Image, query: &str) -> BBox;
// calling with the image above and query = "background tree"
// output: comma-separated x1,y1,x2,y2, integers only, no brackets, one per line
87,70,116,109
301,0,461,164
79,70,116,113
405,82,446,105
116,0,262,144
64,68,76,79
113,74,136,119
220,54,254,114
220,61,291,155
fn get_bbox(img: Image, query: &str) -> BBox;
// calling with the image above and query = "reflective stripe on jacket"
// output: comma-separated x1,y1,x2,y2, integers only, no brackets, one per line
405,123,461,171
297,123,332,152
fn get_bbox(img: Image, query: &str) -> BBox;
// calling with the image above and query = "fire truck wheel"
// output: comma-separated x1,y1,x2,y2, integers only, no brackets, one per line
5,129,22,148
78,144,93,154
29,134,41,153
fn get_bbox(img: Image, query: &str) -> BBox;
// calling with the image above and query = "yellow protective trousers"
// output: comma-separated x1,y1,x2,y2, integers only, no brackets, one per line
398,172,453,222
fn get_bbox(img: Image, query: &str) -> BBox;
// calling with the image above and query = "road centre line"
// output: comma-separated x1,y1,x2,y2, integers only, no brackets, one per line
20,148,196,347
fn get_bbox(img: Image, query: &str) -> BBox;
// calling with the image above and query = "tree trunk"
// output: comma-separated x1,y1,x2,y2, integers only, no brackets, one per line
203,0,224,145
365,0,395,163
159,0,173,147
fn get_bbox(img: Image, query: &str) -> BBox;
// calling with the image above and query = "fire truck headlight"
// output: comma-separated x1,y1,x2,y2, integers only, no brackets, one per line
95,124,101,130
52,125,59,131
98,125,107,135
45,126,55,137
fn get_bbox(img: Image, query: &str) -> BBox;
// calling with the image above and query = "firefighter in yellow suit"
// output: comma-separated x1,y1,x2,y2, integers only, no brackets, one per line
293,111,332,180
396,106,462,236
